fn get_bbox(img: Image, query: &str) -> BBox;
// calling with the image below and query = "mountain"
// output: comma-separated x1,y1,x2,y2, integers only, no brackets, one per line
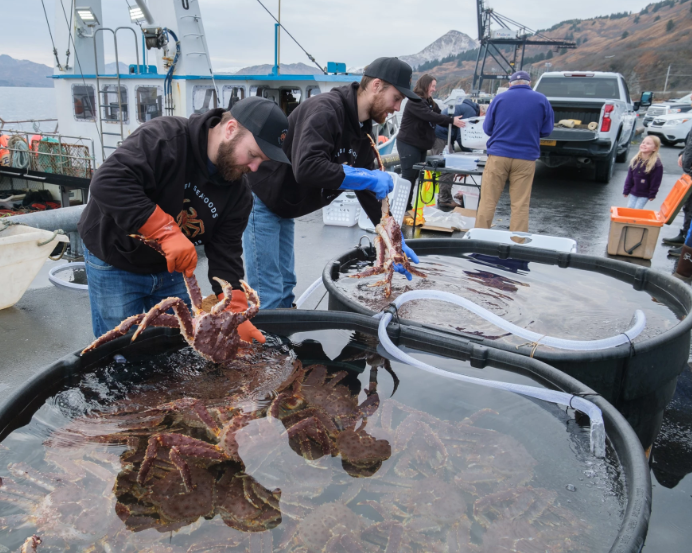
233,62,322,75
400,30,478,70
431,1,692,97
0,55,52,87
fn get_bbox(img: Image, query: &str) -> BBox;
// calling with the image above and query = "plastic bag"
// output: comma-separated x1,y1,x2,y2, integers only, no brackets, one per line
422,206,475,230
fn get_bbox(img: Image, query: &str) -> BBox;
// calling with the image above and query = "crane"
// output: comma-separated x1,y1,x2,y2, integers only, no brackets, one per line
472,0,577,93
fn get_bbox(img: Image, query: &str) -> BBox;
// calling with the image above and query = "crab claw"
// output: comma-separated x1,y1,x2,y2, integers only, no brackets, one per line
240,280,260,311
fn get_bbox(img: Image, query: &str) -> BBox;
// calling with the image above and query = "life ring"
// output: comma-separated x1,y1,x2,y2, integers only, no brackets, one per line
0,135,10,167
377,135,388,145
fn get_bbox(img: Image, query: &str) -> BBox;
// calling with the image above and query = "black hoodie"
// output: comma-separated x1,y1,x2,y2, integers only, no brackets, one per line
77,109,252,295
246,83,383,224
397,96,454,151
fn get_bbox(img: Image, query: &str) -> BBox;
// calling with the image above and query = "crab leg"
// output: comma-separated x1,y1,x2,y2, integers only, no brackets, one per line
184,274,204,316
138,433,229,490
210,277,235,315
131,297,195,344
351,236,386,279
81,313,179,355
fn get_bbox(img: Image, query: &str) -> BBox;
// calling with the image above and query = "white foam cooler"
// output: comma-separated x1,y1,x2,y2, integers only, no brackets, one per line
462,228,577,253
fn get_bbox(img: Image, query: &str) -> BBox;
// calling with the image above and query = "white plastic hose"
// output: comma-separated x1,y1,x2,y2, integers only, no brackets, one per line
295,277,324,309
377,311,607,458
381,290,646,351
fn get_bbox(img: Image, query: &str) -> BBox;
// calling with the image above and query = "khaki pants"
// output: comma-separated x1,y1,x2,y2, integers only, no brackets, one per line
475,155,536,232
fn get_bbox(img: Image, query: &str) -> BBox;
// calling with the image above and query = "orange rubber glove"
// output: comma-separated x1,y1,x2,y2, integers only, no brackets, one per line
219,289,266,344
139,206,197,277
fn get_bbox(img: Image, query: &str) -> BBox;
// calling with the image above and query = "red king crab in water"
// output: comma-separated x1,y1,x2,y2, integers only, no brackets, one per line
81,236,260,364
350,136,426,298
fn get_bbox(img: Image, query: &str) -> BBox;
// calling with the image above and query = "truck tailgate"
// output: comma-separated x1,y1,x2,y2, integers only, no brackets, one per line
544,129,598,142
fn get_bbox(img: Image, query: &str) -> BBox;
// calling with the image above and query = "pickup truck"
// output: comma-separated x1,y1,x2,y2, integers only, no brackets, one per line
533,72,639,183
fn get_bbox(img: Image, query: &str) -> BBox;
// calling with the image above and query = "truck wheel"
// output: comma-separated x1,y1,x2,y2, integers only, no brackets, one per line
595,145,617,183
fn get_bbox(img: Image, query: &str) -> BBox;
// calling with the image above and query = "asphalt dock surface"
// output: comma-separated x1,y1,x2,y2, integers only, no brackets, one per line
0,124,690,551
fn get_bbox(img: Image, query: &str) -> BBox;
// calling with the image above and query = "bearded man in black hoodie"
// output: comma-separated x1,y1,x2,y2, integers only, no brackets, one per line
78,97,289,343
244,57,422,309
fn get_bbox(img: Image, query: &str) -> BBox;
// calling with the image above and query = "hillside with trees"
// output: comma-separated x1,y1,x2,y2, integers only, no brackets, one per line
416,0,692,98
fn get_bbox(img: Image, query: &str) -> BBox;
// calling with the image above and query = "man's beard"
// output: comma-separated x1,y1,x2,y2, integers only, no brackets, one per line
216,132,251,181
369,92,391,124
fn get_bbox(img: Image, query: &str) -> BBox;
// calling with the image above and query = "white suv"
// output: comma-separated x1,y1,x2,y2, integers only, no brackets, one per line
646,113,692,146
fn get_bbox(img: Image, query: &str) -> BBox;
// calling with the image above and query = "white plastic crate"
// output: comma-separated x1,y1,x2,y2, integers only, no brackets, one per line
322,192,361,227
460,116,490,150
462,228,577,253
358,172,411,231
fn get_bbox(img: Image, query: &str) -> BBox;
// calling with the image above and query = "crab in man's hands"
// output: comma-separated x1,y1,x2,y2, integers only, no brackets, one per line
81,236,261,364
350,136,426,298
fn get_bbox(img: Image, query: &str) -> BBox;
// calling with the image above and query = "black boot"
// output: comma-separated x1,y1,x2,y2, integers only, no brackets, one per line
663,231,686,246
669,246,683,257
674,245,692,279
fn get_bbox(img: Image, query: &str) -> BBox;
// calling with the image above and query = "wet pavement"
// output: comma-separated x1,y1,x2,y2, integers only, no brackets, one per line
0,122,690,550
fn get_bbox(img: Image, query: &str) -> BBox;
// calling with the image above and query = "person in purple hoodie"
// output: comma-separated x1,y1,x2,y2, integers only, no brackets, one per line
475,71,554,232
623,135,663,209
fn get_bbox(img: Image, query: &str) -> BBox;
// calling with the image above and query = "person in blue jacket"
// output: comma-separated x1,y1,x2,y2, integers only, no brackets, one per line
474,71,554,232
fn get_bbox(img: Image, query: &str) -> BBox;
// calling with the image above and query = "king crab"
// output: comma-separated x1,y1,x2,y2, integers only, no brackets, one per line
350,136,426,298
81,236,260,365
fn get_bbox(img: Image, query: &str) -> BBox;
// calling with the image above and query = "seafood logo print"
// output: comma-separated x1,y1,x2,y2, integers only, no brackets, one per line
177,199,205,239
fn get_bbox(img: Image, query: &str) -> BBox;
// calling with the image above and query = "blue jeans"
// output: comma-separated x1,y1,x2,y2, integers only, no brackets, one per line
83,247,190,337
242,193,296,309
627,195,649,209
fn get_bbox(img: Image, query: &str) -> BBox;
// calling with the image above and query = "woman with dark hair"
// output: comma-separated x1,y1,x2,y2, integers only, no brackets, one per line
396,74,464,209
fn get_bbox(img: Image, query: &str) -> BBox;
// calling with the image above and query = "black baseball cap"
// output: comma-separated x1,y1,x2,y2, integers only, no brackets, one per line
363,57,420,101
230,97,291,165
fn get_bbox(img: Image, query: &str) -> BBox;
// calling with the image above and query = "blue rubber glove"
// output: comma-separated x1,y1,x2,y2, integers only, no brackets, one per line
340,165,393,201
393,233,419,280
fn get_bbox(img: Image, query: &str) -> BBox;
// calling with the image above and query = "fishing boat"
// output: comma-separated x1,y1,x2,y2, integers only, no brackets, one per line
0,0,400,207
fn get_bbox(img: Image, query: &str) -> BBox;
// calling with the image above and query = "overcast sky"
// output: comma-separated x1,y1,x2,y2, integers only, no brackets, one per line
2,0,652,72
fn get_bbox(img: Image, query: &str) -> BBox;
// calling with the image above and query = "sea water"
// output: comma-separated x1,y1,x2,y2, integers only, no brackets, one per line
0,329,626,551
335,253,681,346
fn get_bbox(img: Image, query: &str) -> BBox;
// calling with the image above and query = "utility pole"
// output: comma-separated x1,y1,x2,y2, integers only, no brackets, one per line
277,0,281,75
664,65,671,92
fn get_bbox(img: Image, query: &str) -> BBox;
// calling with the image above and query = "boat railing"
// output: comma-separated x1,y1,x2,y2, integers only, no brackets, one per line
0,129,95,179
0,118,59,133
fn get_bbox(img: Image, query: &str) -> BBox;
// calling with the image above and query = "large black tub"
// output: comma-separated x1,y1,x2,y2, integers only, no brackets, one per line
323,239,692,448
0,311,649,553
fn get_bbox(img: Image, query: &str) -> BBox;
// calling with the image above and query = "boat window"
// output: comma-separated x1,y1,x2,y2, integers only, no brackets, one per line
222,85,245,110
136,85,163,122
72,84,96,121
280,88,302,115
307,86,321,98
250,86,265,97
192,85,218,114
99,85,129,124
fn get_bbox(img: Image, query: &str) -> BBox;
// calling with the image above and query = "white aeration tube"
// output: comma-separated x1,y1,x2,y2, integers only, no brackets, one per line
377,311,607,458
295,277,324,309
381,290,646,351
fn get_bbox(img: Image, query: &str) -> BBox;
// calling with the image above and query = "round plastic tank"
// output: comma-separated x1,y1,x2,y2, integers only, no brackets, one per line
323,239,692,447
0,311,650,552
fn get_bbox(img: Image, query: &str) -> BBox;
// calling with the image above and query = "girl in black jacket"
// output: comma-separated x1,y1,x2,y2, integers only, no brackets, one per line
396,74,463,208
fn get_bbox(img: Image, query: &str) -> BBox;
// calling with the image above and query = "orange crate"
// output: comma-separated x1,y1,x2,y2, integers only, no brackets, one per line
608,175,692,259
